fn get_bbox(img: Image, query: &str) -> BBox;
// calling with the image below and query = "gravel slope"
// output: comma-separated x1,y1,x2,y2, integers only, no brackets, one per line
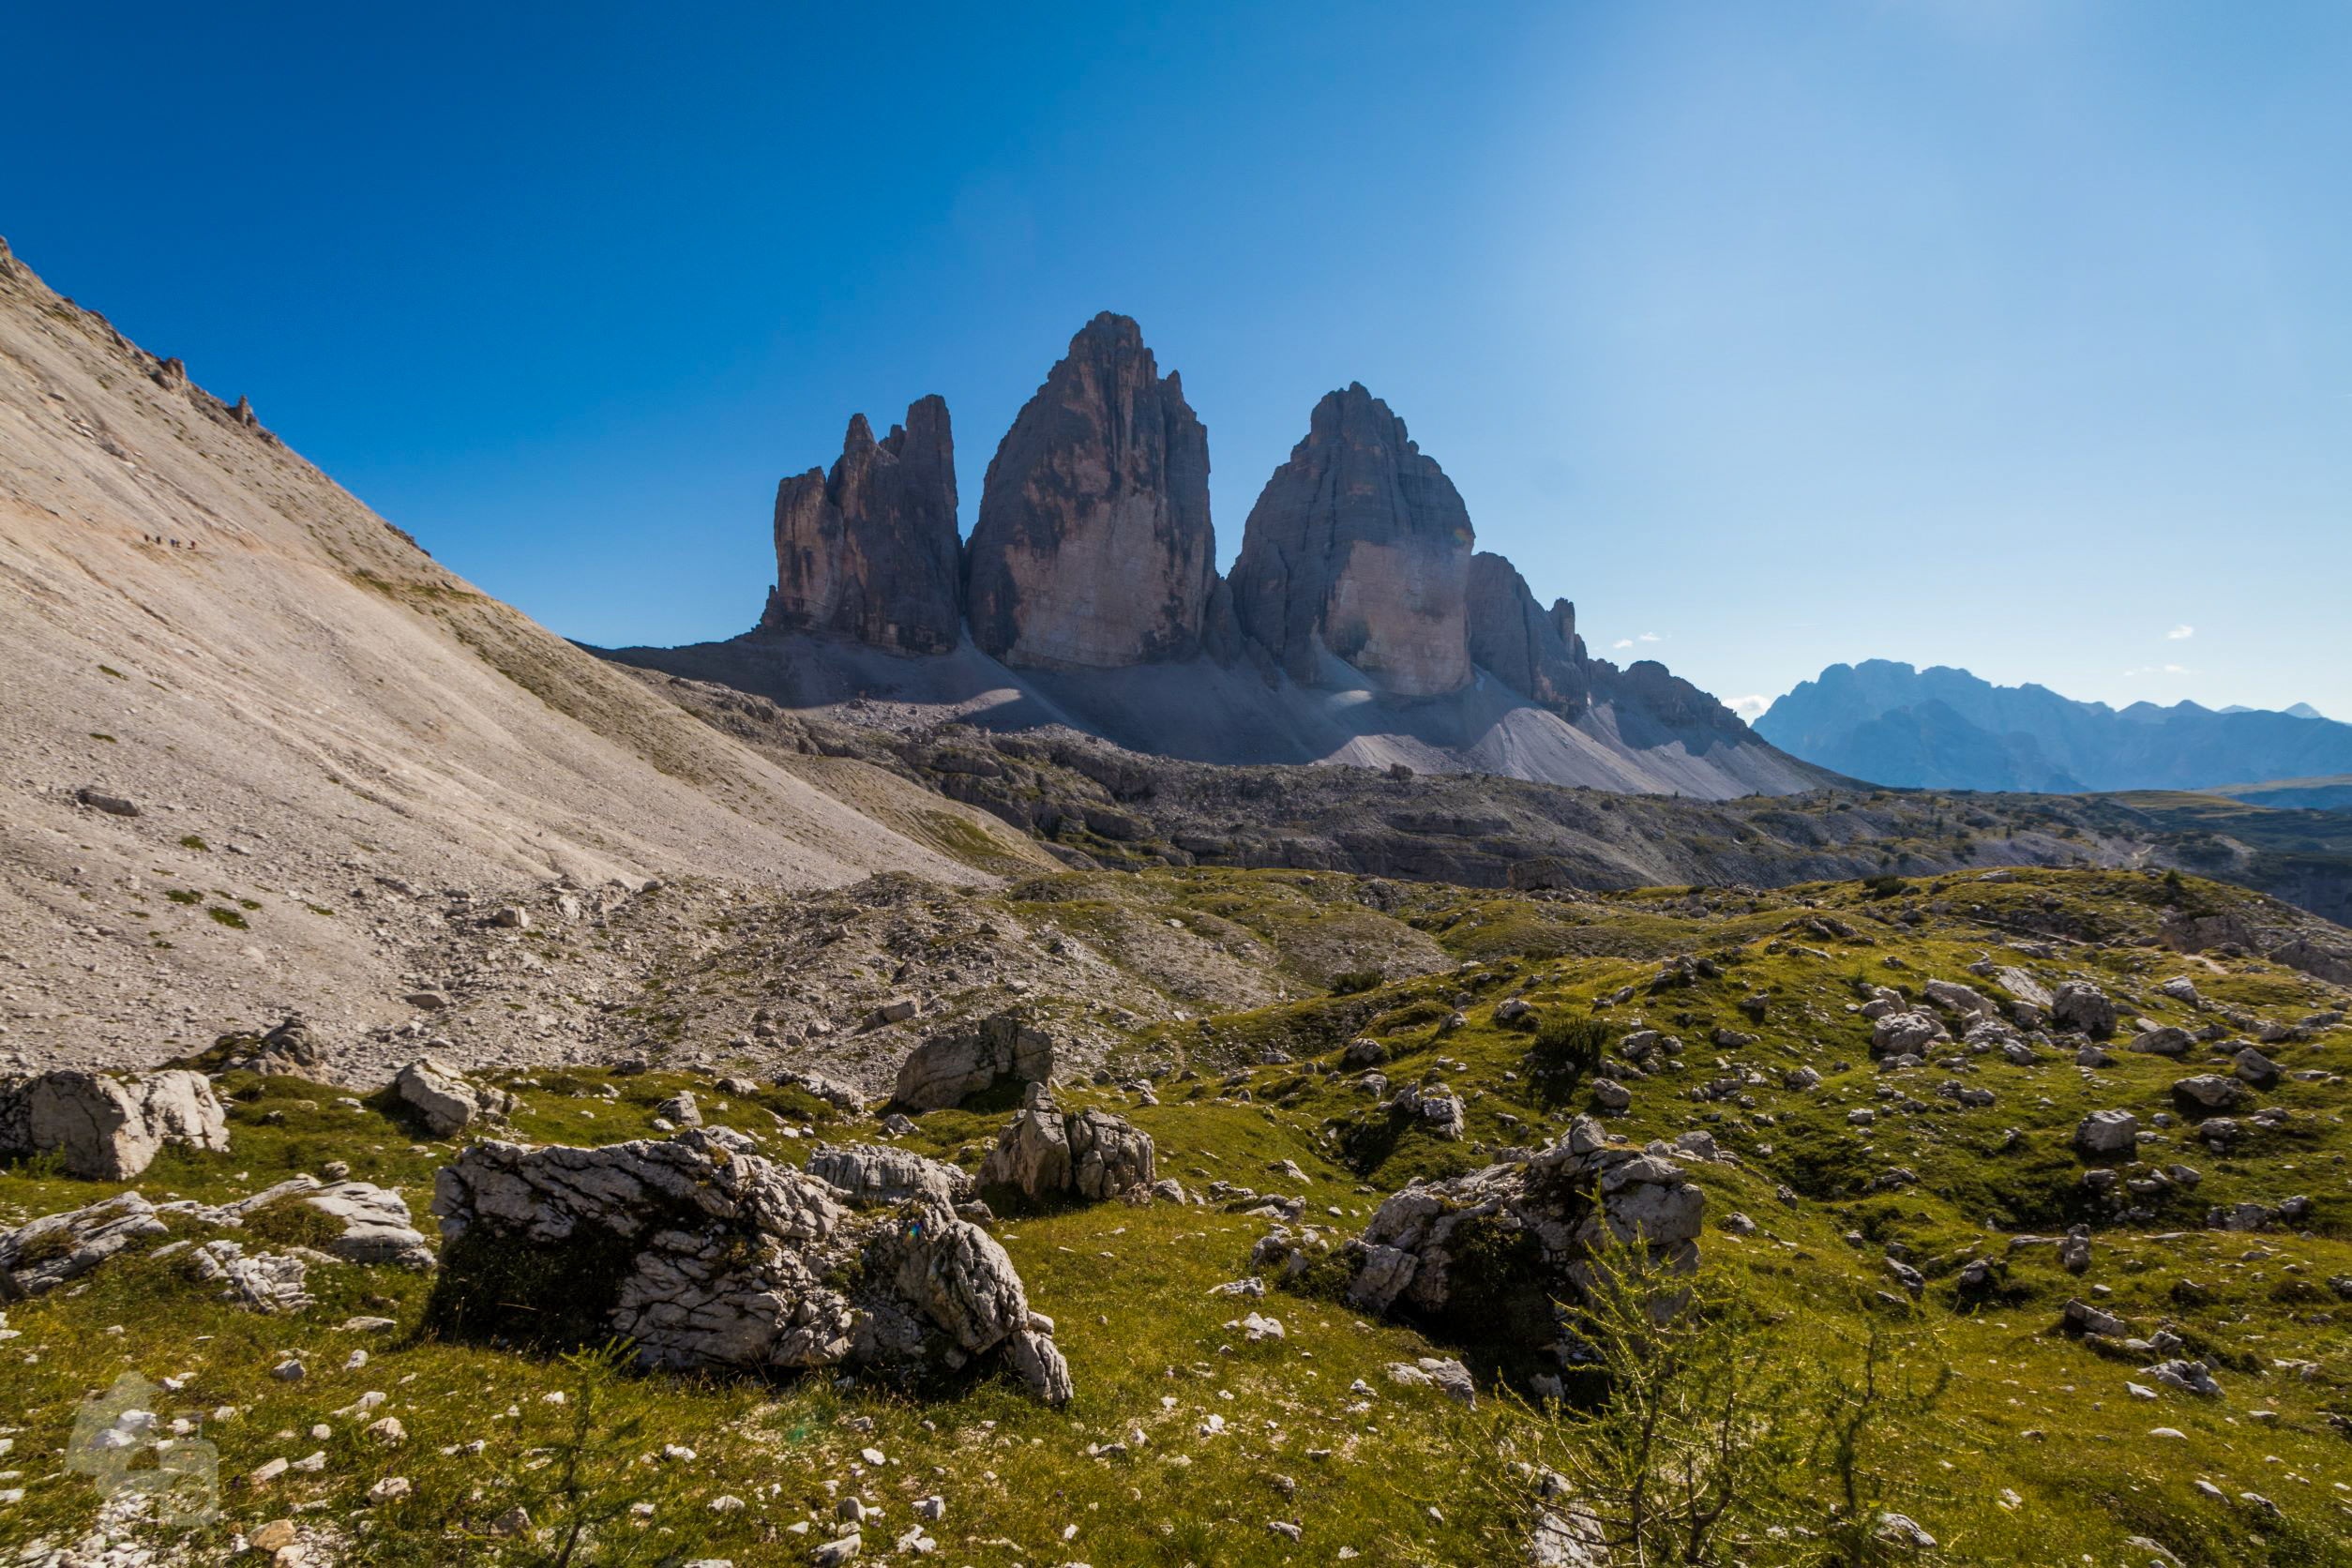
0,237,1013,1074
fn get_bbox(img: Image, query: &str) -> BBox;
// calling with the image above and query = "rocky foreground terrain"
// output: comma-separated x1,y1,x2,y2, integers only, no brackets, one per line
0,866,2346,1567
2,239,2350,1566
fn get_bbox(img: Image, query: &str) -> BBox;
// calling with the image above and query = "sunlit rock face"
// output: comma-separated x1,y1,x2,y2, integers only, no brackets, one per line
1228,384,1473,698
965,313,1214,670
763,395,962,654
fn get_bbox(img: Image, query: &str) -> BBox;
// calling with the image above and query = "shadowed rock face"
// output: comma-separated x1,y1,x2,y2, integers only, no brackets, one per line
1467,551,1589,717
1229,384,1473,698
763,397,961,654
965,314,1214,669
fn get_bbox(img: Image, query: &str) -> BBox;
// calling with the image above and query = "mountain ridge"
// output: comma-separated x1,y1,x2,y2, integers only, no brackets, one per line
1758,659,2352,793
617,313,1824,802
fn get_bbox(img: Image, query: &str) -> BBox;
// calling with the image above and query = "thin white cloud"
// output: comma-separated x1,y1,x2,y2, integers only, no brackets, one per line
2123,664,2194,677
1637,632,1663,642
1611,638,1634,650
2166,625,2194,641
1726,694,1772,722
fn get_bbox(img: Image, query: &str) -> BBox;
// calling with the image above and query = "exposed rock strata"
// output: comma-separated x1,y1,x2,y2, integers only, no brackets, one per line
763,398,962,654
965,313,1214,669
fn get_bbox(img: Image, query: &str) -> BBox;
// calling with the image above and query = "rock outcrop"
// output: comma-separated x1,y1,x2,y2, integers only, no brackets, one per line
0,1069,229,1180
430,1127,1069,1402
188,1240,313,1313
1227,384,1474,698
807,1143,976,1209
2051,982,2118,1039
1466,552,1587,716
965,313,1214,669
1,1191,168,1299
0,1174,431,1300
1251,1116,1701,1378
391,1057,516,1138
976,1105,1155,1205
762,398,962,654
892,1009,1057,1111
205,1015,328,1077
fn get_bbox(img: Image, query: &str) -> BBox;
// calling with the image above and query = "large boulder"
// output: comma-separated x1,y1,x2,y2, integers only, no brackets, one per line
761,398,963,654
1923,980,1997,1021
429,1127,1069,1402
1228,383,1474,698
0,1069,229,1180
391,1057,515,1138
1870,1010,1946,1058
2170,1075,2245,1115
1394,1080,1468,1140
1994,967,2055,1010
892,1010,1056,1112
2073,1109,2140,1157
2128,1027,2194,1058
2051,981,2117,1039
2232,1048,2282,1090
977,1106,1154,1204
1257,1117,1702,1376
205,1015,326,1077
964,313,1214,669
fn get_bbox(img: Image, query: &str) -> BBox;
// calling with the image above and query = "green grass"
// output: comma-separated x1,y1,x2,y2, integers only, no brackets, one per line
2,867,2347,1563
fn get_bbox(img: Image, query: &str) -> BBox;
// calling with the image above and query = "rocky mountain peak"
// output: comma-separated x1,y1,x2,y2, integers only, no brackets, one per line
1467,552,1588,717
1228,384,1473,698
964,314,1214,669
762,393,961,654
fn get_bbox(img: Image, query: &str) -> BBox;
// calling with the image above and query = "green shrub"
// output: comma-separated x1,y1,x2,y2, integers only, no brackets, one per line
237,1195,343,1250
1523,1015,1611,1105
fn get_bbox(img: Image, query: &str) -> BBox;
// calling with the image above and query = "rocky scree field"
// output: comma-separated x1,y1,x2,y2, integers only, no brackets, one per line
0,867,2345,1566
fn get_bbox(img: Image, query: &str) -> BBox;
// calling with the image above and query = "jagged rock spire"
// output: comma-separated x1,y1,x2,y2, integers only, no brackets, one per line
964,313,1214,669
1228,384,1473,698
762,395,961,654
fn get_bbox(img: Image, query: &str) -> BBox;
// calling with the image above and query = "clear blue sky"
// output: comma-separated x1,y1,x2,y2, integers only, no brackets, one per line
8,2,2347,718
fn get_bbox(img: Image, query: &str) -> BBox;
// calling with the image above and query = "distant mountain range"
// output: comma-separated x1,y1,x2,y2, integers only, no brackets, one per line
1756,661,2352,794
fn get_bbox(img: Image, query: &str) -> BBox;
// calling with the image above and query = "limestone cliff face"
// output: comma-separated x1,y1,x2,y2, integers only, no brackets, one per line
1228,384,1472,698
965,314,1214,669
762,397,961,654
1466,551,1588,716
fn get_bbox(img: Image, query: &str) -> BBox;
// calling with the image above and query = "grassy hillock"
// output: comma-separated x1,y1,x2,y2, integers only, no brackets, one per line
2,868,2346,1565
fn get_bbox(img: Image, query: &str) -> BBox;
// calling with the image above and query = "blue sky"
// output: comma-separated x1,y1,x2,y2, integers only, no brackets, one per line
8,2,2347,718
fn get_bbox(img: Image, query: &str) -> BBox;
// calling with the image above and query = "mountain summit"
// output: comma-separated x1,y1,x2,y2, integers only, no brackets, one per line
611,316,1817,800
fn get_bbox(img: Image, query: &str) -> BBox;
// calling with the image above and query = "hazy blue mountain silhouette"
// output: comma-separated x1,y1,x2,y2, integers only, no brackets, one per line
1758,661,2352,792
